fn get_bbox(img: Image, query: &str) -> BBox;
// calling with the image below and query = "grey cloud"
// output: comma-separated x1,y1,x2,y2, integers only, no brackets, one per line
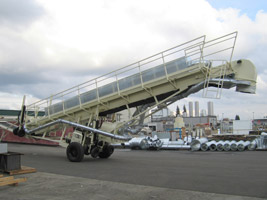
0,63,107,99
0,0,45,27
0,69,43,85
0,68,59,98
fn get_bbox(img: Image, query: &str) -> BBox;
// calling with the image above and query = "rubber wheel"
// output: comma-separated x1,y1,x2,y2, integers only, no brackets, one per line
17,129,26,137
13,127,26,137
66,142,84,162
91,147,100,158
99,145,114,159
13,127,19,135
84,146,90,155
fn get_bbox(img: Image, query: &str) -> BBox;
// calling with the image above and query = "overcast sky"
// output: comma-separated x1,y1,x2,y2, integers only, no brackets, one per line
0,0,266,120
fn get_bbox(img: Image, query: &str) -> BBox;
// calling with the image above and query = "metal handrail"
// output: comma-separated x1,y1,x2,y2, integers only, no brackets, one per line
27,36,205,107
26,32,238,120
27,36,206,113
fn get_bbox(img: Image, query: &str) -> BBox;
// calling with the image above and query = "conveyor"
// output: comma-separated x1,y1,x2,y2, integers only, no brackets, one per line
2,32,258,161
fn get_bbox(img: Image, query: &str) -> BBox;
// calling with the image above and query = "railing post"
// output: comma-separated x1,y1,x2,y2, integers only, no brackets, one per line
95,79,100,102
115,73,120,95
162,53,169,80
138,62,144,88
62,94,65,114
47,99,50,118
229,32,238,63
78,86,82,108
200,35,206,64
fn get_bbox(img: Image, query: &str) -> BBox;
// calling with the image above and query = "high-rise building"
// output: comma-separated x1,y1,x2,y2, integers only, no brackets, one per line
195,101,199,117
207,101,214,116
189,102,193,117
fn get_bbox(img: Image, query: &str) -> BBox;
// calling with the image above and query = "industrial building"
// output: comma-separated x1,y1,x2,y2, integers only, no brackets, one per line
182,101,217,129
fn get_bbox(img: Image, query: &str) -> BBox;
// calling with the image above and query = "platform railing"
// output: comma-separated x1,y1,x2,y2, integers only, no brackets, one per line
26,35,206,119
201,31,238,99
202,31,237,64
26,32,238,120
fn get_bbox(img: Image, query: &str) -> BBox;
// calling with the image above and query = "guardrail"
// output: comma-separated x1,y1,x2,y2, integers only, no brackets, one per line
26,32,237,120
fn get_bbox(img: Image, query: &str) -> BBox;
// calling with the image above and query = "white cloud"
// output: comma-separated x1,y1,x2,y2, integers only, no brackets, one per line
0,0,266,120
0,92,39,110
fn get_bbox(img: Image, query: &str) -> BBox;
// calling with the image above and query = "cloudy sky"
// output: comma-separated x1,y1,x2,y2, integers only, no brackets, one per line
0,0,266,120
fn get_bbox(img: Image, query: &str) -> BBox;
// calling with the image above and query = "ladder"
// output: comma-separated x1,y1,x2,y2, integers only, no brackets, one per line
202,32,238,98
202,60,227,99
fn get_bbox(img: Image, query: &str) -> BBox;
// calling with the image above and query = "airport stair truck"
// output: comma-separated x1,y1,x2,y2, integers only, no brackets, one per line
2,32,257,162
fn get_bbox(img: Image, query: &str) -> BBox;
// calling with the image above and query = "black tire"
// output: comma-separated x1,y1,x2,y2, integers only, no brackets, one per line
17,129,25,137
66,142,84,162
13,127,26,137
13,127,19,135
99,145,114,159
84,146,90,155
91,147,100,158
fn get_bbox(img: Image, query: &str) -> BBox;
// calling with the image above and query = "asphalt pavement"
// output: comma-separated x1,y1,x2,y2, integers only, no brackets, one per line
1,143,267,200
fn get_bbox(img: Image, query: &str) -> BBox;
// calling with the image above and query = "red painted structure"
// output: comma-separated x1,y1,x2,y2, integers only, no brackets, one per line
0,120,73,146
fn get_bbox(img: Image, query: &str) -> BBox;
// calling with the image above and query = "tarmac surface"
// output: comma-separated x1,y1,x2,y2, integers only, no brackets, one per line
1,143,267,200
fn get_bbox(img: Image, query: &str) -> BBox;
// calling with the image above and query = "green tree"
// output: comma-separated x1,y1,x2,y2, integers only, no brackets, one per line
183,105,187,114
235,115,240,120
176,106,180,117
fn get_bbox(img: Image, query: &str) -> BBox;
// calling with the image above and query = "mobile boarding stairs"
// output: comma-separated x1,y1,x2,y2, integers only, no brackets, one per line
1,32,257,162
